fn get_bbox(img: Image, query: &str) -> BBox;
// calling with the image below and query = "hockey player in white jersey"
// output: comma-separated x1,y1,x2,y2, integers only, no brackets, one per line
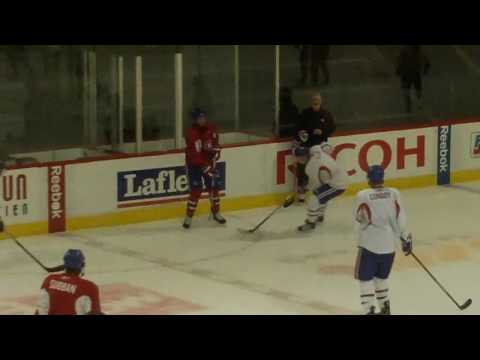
297,142,348,231
354,165,413,315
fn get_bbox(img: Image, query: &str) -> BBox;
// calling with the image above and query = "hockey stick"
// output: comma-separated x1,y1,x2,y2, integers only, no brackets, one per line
7,232,65,273
411,251,472,311
239,194,295,234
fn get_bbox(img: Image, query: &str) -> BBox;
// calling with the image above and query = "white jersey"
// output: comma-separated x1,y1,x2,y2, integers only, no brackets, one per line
305,145,349,190
354,187,407,254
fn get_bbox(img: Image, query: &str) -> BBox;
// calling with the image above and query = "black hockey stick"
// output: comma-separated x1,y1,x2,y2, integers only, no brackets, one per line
240,194,295,234
7,232,65,273
411,251,472,311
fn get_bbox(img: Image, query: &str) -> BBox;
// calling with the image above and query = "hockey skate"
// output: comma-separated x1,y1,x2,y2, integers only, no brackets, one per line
211,212,226,225
379,301,391,315
297,220,316,232
182,216,192,229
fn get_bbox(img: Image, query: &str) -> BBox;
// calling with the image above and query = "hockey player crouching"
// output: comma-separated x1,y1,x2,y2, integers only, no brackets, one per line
298,142,348,231
292,130,311,203
35,249,103,315
354,165,413,315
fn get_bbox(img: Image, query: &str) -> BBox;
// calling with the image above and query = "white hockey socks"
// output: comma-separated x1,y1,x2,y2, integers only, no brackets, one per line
360,280,376,314
374,278,389,308
306,195,324,223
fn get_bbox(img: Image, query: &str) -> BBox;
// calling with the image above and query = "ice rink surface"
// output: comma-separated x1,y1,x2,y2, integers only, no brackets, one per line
1,181,479,315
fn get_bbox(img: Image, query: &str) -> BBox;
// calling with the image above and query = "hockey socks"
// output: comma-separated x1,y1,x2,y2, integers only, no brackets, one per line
360,280,376,315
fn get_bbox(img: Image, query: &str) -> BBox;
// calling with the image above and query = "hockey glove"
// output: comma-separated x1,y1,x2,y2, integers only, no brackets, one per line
400,232,413,256
293,146,309,157
202,165,218,178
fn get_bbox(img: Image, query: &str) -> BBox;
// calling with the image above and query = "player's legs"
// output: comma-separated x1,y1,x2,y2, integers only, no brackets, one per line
296,162,308,202
203,171,226,224
310,57,319,85
299,47,309,85
374,252,395,315
320,59,330,85
297,184,345,231
354,247,377,315
401,78,413,113
315,185,345,222
413,73,423,105
183,166,203,229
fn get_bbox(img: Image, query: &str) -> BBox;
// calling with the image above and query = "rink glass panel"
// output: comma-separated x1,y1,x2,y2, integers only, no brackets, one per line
279,45,480,132
181,45,236,134
2,45,480,163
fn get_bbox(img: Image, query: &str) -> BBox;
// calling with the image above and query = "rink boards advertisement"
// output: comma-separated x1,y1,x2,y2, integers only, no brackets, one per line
1,120,480,236
0,167,46,224
116,163,226,208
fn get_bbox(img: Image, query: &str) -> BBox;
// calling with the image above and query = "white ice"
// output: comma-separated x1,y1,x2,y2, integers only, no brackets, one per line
1,181,480,315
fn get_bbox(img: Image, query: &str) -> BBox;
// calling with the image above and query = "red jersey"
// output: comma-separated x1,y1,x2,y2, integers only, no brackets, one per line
36,273,101,315
185,123,220,167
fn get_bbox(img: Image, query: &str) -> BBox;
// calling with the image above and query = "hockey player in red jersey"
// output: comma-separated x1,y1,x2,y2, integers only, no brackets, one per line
35,249,103,315
183,108,226,229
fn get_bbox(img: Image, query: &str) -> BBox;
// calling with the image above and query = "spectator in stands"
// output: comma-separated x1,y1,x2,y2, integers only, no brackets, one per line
396,45,431,113
296,45,331,86
278,87,299,138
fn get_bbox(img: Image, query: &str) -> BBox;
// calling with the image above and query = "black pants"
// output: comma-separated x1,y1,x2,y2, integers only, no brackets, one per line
296,162,309,194
401,74,422,113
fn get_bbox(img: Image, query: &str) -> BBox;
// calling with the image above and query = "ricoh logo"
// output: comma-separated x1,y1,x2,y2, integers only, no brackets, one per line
471,132,480,158
437,125,451,185
276,135,426,185
117,163,226,208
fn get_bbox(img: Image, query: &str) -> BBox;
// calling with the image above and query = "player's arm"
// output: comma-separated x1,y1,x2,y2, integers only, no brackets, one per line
86,284,104,315
186,129,212,175
35,279,50,315
210,126,221,162
186,129,202,158
354,193,372,229
318,166,332,185
393,190,412,255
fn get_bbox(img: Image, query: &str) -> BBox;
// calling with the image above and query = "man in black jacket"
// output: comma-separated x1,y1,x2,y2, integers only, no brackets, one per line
293,93,336,202
299,93,336,145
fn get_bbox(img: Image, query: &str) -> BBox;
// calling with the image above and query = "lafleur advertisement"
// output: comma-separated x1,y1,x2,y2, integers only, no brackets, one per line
117,162,227,208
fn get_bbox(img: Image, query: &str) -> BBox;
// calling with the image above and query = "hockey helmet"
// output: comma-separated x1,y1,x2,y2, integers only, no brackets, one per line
63,249,85,271
367,165,385,183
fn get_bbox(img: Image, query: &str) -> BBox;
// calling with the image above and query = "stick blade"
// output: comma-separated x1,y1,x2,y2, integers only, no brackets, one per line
460,299,472,310
237,228,255,234
283,194,295,208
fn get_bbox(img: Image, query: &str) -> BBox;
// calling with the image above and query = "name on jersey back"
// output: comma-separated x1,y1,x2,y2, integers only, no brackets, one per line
369,192,391,200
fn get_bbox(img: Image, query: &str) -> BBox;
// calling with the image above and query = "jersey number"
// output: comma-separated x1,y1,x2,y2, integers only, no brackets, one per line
194,139,202,153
